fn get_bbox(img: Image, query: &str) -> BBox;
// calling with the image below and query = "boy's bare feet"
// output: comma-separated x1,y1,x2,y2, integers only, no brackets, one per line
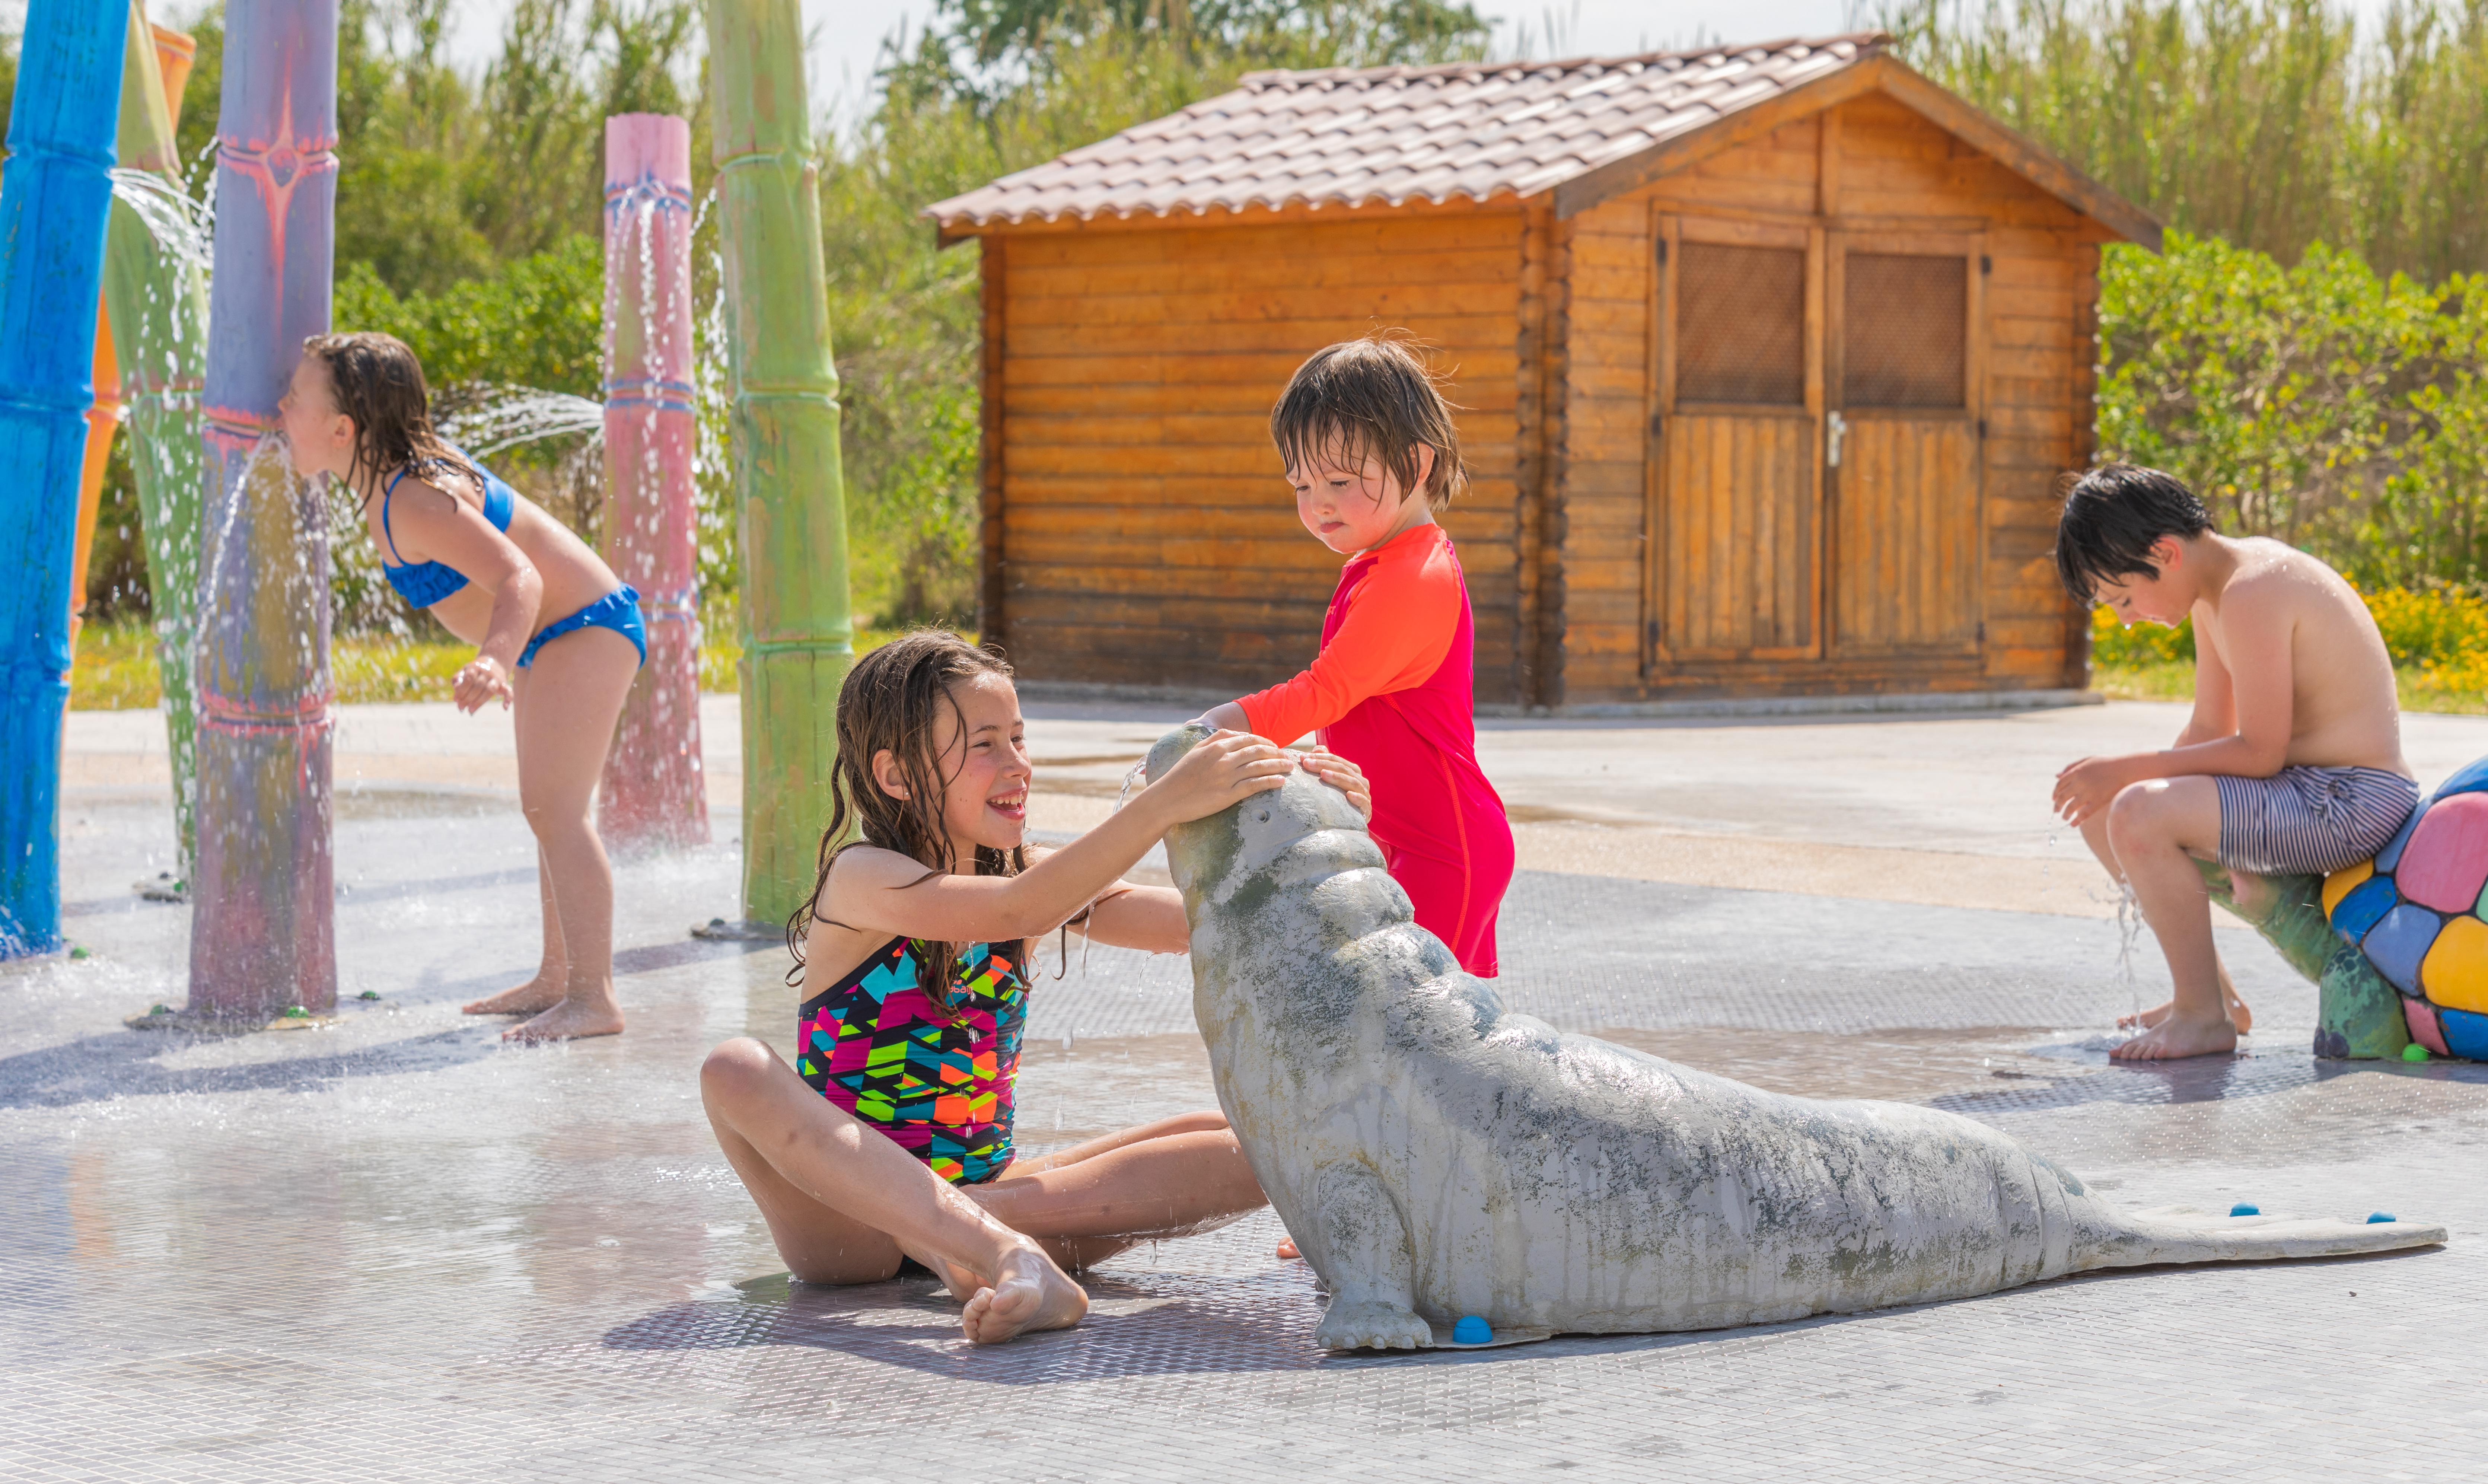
2119,989,2252,1035
2111,1011,2238,1061
504,995,624,1041
959,1245,1087,1344
463,977,566,1017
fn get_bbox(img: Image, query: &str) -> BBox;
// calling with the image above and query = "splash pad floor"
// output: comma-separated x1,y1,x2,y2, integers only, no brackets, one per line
6,702,2488,1481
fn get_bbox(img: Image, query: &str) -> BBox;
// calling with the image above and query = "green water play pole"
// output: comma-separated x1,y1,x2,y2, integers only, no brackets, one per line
708,0,854,929
101,1,208,876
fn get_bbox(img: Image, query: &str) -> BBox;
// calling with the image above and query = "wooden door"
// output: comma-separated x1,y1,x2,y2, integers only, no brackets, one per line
1827,233,1985,658
1646,216,1825,669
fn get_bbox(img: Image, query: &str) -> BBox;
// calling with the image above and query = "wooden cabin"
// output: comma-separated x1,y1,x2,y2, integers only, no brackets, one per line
927,34,2159,710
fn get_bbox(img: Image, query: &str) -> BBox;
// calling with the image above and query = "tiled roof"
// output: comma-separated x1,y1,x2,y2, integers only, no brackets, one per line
926,34,1886,229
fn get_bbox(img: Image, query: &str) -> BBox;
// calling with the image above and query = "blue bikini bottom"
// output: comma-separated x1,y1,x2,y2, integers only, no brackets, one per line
517,585,647,669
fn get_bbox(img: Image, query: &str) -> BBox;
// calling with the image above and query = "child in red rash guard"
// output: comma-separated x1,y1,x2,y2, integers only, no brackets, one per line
1197,336,1516,977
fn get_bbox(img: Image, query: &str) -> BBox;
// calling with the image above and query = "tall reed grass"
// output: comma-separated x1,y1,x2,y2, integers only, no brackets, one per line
1887,0,2488,281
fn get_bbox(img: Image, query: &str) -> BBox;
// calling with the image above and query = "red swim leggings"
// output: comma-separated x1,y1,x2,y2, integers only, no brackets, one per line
1384,829,1514,979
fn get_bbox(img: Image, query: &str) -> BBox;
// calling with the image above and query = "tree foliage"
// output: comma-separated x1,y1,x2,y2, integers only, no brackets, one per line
1889,0,2488,282
2097,231,2488,586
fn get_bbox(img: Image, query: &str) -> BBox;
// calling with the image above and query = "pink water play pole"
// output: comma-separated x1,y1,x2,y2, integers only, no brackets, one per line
596,113,708,851
188,0,339,1017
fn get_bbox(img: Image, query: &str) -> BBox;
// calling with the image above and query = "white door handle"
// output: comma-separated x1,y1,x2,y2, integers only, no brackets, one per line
1826,410,1847,468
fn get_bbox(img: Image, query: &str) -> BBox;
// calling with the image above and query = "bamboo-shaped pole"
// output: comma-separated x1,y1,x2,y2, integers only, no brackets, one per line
0,0,130,956
708,0,854,927
70,13,191,668
189,0,339,1016
597,113,709,853
101,6,208,874
69,309,124,656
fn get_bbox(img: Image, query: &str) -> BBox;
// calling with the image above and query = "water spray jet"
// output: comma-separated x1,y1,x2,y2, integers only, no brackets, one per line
99,6,210,880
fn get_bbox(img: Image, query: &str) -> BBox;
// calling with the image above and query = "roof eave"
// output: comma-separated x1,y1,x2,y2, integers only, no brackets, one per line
926,188,1530,241
1550,54,2163,249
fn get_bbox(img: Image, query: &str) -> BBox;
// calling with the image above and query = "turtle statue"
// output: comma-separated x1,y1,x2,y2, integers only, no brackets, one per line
2210,754,2488,1061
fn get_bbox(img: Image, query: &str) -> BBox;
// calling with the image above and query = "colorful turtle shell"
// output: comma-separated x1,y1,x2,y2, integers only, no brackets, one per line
2325,753,2488,1060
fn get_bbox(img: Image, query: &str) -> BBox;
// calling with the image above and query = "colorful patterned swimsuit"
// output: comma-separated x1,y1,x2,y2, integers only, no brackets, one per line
796,936,1028,1184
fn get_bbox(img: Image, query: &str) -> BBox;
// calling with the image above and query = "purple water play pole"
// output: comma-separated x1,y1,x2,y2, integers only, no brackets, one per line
0,0,128,956
597,114,708,851
188,0,340,1017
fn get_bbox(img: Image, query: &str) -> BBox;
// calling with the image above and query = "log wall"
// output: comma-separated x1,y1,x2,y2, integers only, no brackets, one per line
1553,93,2105,703
985,206,1527,702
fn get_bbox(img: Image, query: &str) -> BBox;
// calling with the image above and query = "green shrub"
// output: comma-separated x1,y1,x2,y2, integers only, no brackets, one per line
2096,232,2488,587
2089,583,2488,711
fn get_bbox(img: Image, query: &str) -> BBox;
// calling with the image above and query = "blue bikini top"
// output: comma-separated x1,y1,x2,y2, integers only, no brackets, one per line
378,456,517,609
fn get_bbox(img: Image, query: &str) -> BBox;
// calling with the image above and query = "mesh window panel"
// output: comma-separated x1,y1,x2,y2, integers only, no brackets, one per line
1843,254,1966,407
1677,242,1805,405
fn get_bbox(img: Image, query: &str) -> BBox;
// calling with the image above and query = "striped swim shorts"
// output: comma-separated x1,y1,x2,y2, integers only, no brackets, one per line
2214,765,2420,877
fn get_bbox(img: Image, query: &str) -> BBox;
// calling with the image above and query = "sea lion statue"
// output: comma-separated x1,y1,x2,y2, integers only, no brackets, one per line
1146,723,2446,1351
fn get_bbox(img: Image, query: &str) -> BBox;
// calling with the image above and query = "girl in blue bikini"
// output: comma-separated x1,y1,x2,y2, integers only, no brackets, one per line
281,332,646,1041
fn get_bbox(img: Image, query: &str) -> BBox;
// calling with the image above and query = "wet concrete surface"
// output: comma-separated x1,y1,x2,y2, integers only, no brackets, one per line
7,707,2488,1481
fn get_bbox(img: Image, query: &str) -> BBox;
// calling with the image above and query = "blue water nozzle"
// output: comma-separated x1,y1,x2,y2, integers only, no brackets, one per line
1452,1315,1492,1345
2229,1203,2259,1217
2367,1212,2396,1224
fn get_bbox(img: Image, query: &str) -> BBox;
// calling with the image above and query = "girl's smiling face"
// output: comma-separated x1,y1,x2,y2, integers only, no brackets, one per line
1289,443,1437,555
875,672,1032,862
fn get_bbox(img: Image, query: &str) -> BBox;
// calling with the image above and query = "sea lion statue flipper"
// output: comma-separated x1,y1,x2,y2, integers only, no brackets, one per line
1306,1160,1431,1351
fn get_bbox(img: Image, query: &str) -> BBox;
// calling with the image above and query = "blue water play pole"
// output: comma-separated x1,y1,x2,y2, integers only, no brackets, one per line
188,0,340,1017
0,1,131,957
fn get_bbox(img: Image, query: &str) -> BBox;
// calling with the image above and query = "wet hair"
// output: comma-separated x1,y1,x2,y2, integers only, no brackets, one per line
297,331,479,496
1269,333,1468,510
2054,463,2214,601
787,631,1029,1000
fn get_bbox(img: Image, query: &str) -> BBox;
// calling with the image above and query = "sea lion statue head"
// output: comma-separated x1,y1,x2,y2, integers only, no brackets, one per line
1145,725,1438,1027
1146,723,1381,909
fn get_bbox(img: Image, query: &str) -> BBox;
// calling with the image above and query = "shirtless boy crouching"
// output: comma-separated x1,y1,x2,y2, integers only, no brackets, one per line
2049,465,2419,1061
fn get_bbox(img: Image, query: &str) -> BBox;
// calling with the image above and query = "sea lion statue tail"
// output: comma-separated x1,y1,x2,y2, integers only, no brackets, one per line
2070,1203,2446,1271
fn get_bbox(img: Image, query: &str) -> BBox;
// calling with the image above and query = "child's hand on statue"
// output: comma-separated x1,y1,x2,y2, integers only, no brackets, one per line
1299,748,1373,818
1140,730,1291,825
453,653,514,714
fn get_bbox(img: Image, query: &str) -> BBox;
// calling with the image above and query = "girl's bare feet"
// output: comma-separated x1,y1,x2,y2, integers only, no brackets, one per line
2118,989,2252,1034
2111,1011,2238,1061
907,1248,989,1302
505,992,624,1041
462,977,566,1017
959,1245,1087,1344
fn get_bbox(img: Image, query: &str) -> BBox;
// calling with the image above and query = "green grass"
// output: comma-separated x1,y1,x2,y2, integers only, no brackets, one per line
2094,657,2488,714
67,617,972,710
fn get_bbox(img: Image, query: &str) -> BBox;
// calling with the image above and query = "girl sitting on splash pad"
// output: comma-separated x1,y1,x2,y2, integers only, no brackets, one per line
699,632,1370,1344
279,332,646,1042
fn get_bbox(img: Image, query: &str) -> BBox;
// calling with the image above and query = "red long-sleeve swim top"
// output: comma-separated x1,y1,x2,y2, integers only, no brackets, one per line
1236,523,1515,976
